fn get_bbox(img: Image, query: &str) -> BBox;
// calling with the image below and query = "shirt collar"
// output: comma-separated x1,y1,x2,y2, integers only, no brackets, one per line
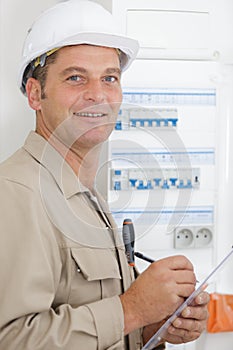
23,131,88,199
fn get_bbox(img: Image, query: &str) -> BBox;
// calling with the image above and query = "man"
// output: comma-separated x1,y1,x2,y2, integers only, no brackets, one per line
0,1,209,349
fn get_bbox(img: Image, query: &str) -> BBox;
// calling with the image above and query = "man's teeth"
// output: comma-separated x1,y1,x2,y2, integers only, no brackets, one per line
74,112,105,118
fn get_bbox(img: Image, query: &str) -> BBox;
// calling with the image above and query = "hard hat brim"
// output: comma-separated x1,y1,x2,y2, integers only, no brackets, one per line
18,32,139,95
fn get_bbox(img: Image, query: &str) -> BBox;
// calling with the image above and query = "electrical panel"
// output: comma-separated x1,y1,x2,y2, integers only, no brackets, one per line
103,60,218,280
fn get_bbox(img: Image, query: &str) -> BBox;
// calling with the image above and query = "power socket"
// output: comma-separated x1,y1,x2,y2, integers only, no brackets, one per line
174,226,213,249
174,227,194,248
194,227,213,248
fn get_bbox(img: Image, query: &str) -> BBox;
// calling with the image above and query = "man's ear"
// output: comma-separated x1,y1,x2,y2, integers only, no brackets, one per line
26,78,42,110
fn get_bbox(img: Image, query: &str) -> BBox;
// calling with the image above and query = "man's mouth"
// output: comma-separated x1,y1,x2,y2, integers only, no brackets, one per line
73,112,107,118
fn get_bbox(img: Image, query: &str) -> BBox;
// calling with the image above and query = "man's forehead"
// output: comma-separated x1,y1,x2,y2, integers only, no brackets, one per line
56,44,121,68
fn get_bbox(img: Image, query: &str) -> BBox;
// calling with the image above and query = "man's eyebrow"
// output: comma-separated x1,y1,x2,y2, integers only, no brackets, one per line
60,66,121,77
105,68,121,76
60,66,87,76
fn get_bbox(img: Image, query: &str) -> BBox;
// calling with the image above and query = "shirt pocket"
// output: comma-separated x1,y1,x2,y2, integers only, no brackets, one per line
69,247,122,307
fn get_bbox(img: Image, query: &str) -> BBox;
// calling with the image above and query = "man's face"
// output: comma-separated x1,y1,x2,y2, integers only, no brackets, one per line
30,44,123,151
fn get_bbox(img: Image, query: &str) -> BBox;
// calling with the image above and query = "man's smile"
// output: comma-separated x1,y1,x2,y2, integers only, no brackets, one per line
73,112,107,118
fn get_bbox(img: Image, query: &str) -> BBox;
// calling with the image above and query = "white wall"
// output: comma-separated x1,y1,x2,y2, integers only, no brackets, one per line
0,0,57,161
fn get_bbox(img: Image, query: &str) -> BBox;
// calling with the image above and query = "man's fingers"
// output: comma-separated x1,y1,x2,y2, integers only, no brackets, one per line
177,284,196,298
161,255,194,271
181,305,209,320
194,291,210,305
168,326,202,343
174,270,197,284
172,317,207,333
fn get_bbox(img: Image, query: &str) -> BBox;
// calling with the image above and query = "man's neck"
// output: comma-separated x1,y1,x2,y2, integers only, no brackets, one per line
36,130,100,191
65,146,100,191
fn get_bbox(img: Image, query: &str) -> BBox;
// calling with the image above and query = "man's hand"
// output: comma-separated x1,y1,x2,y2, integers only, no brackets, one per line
162,291,210,344
120,255,197,335
142,291,209,346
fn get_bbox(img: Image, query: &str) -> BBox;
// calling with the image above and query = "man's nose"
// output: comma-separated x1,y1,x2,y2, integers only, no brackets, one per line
83,80,106,103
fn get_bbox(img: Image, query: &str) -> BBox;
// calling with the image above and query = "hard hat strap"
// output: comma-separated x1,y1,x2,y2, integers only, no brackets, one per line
21,48,59,93
34,48,59,69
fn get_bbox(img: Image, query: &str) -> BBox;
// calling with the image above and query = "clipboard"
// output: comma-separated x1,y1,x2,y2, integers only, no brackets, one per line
142,247,233,350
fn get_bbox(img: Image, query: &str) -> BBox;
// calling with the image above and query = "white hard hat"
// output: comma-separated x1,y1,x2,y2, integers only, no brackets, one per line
18,0,139,95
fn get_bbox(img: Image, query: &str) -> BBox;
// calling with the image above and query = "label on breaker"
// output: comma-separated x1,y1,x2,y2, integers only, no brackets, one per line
122,88,216,106
112,207,214,227
111,148,215,166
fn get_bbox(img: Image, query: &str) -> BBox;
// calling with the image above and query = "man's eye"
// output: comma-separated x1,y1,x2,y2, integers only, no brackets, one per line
104,76,117,83
68,75,82,82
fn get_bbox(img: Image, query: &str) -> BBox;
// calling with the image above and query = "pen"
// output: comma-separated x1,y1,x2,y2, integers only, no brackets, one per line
135,251,199,283
134,251,155,263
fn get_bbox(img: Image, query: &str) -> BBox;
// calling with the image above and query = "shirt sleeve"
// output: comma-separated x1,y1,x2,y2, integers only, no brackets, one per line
0,178,125,349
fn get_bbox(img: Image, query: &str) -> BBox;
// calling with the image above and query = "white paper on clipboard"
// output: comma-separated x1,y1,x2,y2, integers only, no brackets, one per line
142,247,233,350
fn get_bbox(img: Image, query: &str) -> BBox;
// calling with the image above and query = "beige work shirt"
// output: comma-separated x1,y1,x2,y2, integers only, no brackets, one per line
0,131,142,349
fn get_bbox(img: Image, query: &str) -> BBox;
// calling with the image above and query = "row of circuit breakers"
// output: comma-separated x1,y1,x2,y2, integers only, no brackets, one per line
111,168,200,191
111,106,200,191
115,107,178,130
